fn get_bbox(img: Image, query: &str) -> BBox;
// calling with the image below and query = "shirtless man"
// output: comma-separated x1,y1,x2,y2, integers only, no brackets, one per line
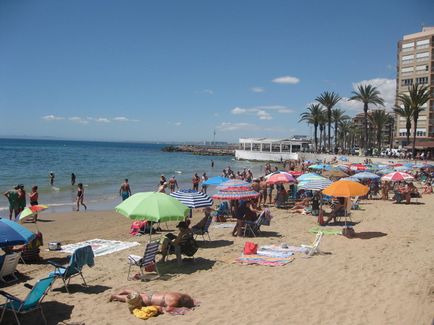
258,177,267,207
110,290,195,311
192,173,200,191
119,179,132,201
169,176,179,193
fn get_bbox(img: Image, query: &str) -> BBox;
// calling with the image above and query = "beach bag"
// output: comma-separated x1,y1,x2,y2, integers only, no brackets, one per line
243,242,258,255
144,262,156,272
130,221,146,236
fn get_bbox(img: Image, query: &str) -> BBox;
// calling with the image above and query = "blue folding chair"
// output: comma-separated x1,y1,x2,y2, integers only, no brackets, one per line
0,275,56,325
48,245,95,294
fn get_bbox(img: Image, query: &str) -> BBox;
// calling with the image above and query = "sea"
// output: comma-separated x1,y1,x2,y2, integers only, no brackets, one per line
0,138,265,214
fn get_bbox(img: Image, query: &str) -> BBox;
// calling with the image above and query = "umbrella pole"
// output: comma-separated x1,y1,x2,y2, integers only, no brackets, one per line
149,222,153,241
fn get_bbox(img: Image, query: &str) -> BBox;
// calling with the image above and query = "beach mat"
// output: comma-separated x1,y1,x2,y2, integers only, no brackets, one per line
259,245,309,255
234,254,294,266
309,226,342,235
59,238,140,256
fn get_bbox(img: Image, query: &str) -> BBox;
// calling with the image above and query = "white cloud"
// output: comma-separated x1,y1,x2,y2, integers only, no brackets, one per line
168,121,182,126
230,105,293,120
69,117,89,124
42,115,64,121
174,122,182,126
272,75,300,84
339,78,396,113
197,89,214,95
112,117,140,122
251,87,265,93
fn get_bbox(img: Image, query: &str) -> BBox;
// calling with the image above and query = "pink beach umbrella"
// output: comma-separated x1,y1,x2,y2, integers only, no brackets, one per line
381,172,414,182
266,172,296,185
350,164,367,171
216,179,252,190
212,187,260,201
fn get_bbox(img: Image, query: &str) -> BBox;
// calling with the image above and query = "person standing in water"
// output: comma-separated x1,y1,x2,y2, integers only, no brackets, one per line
76,183,87,211
29,186,39,222
119,179,132,201
71,173,76,186
49,172,55,186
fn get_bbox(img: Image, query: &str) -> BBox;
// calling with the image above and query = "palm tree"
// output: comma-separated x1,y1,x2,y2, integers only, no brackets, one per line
299,104,323,152
349,84,384,155
393,104,413,146
331,108,349,151
397,84,431,158
316,91,342,152
369,110,391,155
338,120,352,152
316,109,327,152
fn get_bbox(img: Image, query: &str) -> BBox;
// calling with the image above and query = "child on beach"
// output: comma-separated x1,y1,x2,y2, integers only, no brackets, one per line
76,183,87,211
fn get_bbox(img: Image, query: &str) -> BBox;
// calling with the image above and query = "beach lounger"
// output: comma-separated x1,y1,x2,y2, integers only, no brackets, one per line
301,232,324,256
127,240,160,280
0,252,22,283
192,216,212,241
48,245,94,294
0,275,56,325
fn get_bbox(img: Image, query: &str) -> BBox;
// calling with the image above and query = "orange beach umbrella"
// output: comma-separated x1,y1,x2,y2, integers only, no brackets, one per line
322,180,368,197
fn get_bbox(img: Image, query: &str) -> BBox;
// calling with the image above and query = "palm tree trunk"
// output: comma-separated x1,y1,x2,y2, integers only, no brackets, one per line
328,110,331,152
363,103,368,155
412,116,418,158
334,122,338,153
377,130,381,156
406,120,411,146
314,124,318,152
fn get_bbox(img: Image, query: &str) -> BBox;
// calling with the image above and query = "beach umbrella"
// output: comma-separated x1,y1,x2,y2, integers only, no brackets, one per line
394,166,412,172
322,170,348,178
170,189,213,209
266,173,296,185
297,179,332,191
336,164,351,172
350,164,368,171
341,177,360,182
17,205,49,223
202,176,229,186
216,179,252,190
322,180,369,197
287,171,303,177
338,156,349,162
212,189,260,201
309,164,333,171
376,168,394,175
381,172,414,182
297,173,326,182
413,162,434,169
351,172,380,180
0,218,36,247
115,192,189,222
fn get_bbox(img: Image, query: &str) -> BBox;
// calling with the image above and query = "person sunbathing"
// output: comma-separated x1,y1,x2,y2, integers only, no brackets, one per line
422,182,432,194
289,197,310,213
110,289,195,312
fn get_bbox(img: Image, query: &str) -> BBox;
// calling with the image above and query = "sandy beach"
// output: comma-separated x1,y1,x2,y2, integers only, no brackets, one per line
2,195,434,325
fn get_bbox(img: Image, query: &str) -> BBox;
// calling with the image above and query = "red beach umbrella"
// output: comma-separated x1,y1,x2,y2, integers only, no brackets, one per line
266,173,296,185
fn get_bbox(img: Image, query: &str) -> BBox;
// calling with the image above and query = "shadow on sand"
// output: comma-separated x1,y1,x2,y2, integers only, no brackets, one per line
52,283,112,294
155,257,216,280
354,231,388,240
198,240,234,249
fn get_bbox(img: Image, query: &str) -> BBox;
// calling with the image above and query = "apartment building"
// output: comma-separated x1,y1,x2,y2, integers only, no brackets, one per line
395,27,434,147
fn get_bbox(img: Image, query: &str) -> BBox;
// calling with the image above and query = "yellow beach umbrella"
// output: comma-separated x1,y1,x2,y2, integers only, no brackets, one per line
322,180,368,197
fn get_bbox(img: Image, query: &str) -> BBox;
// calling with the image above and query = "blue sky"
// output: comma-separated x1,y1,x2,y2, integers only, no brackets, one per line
0,0,433,142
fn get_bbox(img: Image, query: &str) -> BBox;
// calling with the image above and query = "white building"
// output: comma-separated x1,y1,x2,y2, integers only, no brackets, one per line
235,137,311,161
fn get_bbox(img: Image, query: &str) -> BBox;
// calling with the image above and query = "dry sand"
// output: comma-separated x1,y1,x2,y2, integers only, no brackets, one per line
2,196,434,325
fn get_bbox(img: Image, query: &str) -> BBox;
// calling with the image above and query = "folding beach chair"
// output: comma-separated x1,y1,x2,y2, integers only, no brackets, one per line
127,240,160,280
243,210,267,237
0,275,56,325
301,232,324,256
48,245,94,294
0,252,22,283
192,216,213,241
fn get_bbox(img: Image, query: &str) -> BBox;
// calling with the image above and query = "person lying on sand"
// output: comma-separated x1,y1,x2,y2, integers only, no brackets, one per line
109,289,195,312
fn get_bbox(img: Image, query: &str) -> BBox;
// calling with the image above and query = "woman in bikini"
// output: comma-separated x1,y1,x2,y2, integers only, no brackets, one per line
109,290,195,311
76,183,87,211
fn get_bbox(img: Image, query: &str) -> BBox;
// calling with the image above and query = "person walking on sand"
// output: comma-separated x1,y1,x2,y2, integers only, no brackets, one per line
169,176,179,193
29,186,39,222
49,172,55,186
76,183,87,211
119,179,132,201
192,173,200,191
71,173,76,186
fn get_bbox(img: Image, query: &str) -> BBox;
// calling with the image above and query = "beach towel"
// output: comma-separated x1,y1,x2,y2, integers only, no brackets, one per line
309,226,342,236
259,244,309,254
234,254,294,266
60,239,140,257
211,223,236,229
256,249,294,258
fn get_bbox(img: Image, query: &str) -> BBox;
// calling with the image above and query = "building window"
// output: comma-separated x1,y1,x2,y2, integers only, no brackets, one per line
402,42,414,49
416,52,429,62
416,131,426,137
416,39,430,49
416,77,428,84
401,78,413,86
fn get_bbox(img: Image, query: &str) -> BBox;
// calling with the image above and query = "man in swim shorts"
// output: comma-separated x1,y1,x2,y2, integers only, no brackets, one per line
119,179,132,201
169,176,178,193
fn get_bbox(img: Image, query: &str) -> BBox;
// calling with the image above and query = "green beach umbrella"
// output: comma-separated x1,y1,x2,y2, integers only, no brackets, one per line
115,192,189,222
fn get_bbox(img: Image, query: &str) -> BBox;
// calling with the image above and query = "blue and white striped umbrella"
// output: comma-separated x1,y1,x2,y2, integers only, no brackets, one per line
298,179,333,191
170,189,213,209
297,173,326,182
351,172,380,180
